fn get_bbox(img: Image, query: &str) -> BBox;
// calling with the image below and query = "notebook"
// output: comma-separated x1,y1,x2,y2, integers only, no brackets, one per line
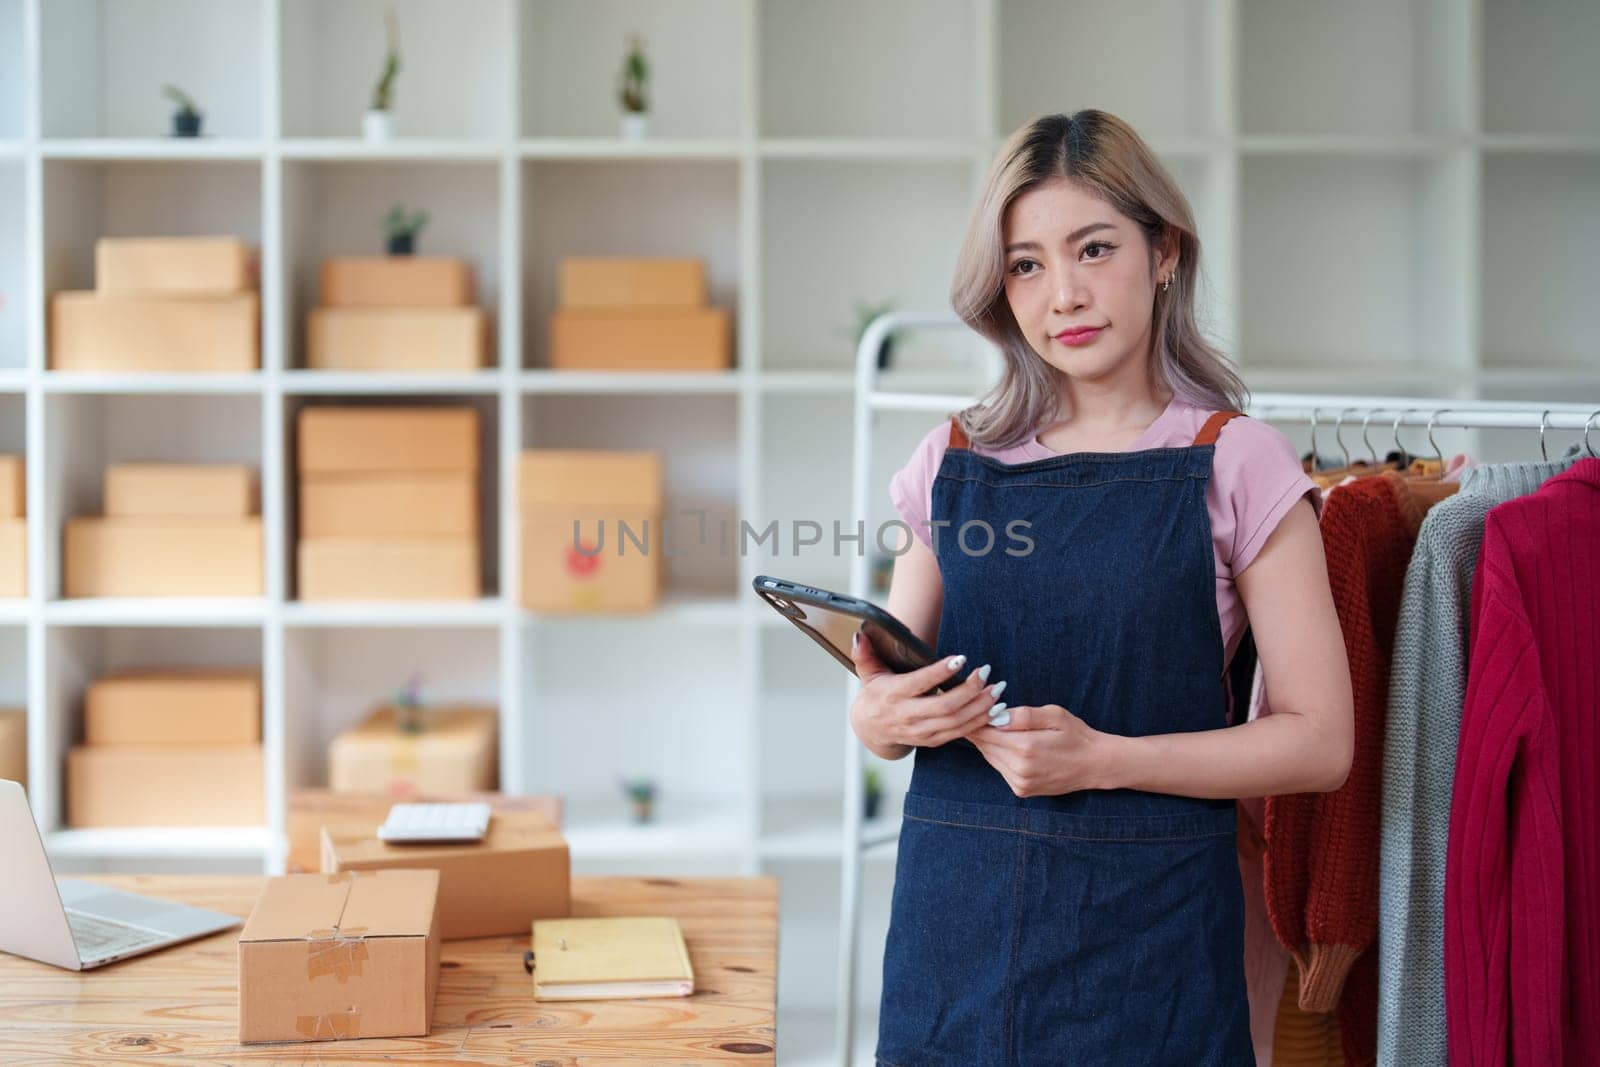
530,916,695,1000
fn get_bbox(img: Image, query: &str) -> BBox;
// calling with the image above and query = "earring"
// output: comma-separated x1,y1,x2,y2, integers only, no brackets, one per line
1161,273,1172,292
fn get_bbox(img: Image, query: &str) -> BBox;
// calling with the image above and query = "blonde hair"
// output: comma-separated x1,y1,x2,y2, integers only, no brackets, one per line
949,110,1247,448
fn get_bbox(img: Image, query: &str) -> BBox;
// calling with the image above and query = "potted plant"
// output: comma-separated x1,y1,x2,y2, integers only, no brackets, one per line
380,205,429,255
617,33,650,140
364,5,400,141
863,766,884,821
620,777,657,824
162,84,202,138
846,300,900,370
393,671,426,735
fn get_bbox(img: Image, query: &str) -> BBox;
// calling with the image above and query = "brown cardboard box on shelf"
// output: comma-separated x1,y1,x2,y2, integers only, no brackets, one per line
238,869,441,1044
307,307,488,371
321,257,474,308
66,744,262,826
286,789,562,874
321,813,570,939
519,450,662,612
298,407,479,475
50,292,260,372
64,517,263,597
0,518,24,598
0,708,25,786
0,454,23,518
549,307,731,371
328,705,498,796
104,463,258,518
85,669,261,746
558,257,706,309
95,237,256,295
297,536,479,600
299,472,477,537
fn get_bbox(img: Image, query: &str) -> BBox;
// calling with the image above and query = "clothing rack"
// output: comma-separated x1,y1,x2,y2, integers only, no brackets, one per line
835,311,1600,1065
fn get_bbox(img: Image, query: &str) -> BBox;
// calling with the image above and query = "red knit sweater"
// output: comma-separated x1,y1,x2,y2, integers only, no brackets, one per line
1446,458,1600,1065
1264,471,1438,1066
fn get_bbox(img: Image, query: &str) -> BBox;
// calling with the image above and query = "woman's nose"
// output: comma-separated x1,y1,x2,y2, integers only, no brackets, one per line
1052,269,1088,312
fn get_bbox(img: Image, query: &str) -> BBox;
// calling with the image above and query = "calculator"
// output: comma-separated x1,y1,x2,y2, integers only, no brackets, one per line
377,802,492,844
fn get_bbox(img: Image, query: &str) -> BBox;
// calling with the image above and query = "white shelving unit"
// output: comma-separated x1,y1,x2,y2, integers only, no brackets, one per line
0,1,1596,1059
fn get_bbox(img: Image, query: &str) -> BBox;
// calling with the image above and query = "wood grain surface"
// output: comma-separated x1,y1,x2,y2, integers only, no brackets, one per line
0,874,778,1065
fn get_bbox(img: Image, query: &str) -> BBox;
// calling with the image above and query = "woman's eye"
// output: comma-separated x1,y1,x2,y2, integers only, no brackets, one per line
1082,241,1116,260
1008,259,1039,276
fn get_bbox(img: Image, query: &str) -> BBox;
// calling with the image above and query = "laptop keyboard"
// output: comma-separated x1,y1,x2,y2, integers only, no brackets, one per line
66,910,165,961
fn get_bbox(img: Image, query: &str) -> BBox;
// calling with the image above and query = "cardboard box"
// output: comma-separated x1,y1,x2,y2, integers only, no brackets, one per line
64,517,263,597
307,307,488,371
95,237,255,295
297,537,479,601
558,257,706,309
66,744,262,826
0,708,24,787
51,292,260,372
298,407,479,475
287,789,562,874
0,455,23,518
104,463,258,518
239,870,441,1044
321,813,569,939
519,450,662,612
299,472,477,538
321,257,474,308
328,705,498,796
85,669,261,746
549,307,730,371
0,518,23,598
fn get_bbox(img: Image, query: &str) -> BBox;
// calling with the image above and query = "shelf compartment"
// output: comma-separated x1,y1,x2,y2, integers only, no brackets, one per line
281,159,503,372
1482,0,1600,138
1480,154,1599,371
1240,154,1471,374
1239,0,1468,138
283,393,502,601
759,0,976,139
521,157,740,371
520,0,746,140
759,158,974,373
999,0,1219,140
279,0,512,141
0,161,23,369
40,0,266,140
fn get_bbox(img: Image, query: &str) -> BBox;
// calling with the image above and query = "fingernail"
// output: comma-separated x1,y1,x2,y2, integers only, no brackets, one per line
989,708,1011,728
988,680,1006,699
975,663,992,683
851,631,859,650
946,655,966,670
988,701,1008,719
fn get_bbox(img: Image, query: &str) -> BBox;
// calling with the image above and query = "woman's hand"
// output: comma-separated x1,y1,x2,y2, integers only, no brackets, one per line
968,704,1111,797
848,630,1008,761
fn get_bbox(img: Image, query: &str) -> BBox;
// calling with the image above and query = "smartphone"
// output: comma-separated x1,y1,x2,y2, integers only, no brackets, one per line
751,575,950,695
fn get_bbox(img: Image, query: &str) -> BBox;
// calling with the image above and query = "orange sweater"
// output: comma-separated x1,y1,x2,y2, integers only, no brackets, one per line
1264,472,1438,1066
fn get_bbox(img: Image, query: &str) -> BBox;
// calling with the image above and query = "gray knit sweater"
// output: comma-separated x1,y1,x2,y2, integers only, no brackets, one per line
1377,449,1582,1066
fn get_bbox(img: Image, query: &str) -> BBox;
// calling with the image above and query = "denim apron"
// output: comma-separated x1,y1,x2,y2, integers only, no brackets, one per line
877,411,1255,1066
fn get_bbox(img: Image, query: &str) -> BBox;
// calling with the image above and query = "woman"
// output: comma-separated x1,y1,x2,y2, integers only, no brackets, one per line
848,110,1355,1065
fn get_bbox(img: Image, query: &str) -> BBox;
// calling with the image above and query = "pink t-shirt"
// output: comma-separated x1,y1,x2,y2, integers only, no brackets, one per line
887,394,1319,667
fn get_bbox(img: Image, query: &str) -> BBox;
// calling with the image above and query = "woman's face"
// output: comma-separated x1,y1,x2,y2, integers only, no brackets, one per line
1001,177,1174,386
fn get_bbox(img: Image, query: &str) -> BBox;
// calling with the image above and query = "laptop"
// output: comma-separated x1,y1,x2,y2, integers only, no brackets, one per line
0,779,242,970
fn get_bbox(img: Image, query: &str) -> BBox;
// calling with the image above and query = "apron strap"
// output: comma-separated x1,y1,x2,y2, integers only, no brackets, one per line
946,415,971,451
1192,410,1245,447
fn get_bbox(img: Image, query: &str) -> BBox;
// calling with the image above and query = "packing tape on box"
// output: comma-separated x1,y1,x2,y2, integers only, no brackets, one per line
305,925,370,982
295,1011,362,1041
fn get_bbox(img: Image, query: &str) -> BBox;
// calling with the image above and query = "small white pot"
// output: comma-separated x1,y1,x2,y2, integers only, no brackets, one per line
620,112,650,141
363,109,394,142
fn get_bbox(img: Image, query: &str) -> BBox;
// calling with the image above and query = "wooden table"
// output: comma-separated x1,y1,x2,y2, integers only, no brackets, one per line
0,875,779,1064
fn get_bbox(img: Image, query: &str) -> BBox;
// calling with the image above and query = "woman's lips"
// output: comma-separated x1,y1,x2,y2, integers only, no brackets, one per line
1054,327,1103,346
